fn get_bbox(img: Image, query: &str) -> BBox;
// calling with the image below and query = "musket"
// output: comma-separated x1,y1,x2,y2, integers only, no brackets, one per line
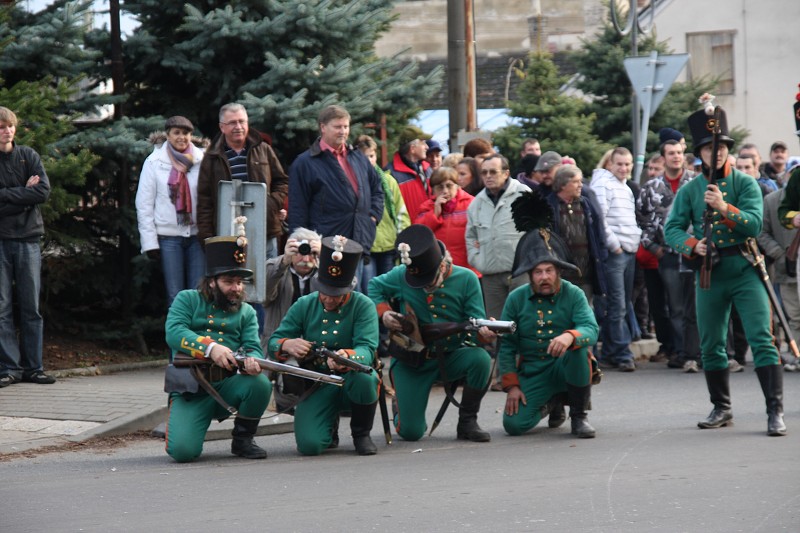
173,350,345,387
421,318,517,344
744,238,800,359
311,345,391,444
699,99,723,289
376,358,393,445
427,321,514,436
311,346,373,374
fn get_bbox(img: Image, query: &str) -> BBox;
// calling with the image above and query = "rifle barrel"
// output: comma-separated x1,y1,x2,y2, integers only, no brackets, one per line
173,354,344,386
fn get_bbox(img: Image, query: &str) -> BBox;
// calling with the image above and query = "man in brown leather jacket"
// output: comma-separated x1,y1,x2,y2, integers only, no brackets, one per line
196,103,289,258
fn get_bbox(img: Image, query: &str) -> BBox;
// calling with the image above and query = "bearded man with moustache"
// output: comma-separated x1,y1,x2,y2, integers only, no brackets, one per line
500,191,600,439
164,235,272,463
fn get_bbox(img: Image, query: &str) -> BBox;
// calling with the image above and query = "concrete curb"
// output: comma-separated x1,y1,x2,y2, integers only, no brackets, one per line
68,404,169,443
50,359,168,379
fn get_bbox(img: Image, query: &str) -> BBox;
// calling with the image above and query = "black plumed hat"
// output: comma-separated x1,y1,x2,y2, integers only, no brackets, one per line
510,189,578,277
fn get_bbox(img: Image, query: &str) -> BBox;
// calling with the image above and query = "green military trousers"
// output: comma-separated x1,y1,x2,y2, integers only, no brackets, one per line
293,369,380,456
390,345,492,441
503,348,592,436
695,255,780,371
166,372,271,462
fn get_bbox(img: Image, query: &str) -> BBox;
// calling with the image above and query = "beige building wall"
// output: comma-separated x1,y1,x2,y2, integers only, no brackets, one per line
375,0,531,60
654,0,800,154
374,0,601,59
377,1,800,153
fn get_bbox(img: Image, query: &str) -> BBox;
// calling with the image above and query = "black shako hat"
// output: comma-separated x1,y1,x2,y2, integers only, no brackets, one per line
311,235,362,296
510,189,579,278
396,224,445,288
687,106,735,156
204,236,252,278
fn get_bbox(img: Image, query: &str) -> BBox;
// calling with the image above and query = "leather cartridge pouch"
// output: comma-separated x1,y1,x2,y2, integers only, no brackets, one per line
164,361,236,394
387,331,428,368
164,364,200,394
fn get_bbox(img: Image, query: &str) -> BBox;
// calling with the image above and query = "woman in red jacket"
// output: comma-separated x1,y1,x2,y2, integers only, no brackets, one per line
416,167,479,276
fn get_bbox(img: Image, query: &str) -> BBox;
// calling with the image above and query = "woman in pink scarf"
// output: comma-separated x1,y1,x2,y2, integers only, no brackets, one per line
135,116,205,306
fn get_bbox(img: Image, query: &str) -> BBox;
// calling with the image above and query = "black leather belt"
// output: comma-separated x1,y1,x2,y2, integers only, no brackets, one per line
717,245,743,257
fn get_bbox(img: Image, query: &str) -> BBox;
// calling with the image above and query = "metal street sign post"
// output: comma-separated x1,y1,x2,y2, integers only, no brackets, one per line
624,51,689,182
217,180,267,302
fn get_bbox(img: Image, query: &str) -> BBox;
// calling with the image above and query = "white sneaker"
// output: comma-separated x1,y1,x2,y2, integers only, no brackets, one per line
728,360,744,373
683,360,699,373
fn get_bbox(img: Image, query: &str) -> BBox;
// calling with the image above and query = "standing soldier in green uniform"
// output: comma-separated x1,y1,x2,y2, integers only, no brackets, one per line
268,236,381,456
664,97,786,436
368,224,496,443
777,86,800,281
164,234,272,462
500,192,600,438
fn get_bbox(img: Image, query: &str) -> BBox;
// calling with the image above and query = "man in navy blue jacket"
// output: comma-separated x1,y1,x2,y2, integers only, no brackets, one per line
288,105,383,290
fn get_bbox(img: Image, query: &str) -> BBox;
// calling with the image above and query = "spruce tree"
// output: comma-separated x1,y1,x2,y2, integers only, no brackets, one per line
122,0,443,160
494,51,610,173
571,24,724,154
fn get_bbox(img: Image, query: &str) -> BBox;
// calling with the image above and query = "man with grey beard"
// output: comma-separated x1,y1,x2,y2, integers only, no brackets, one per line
262,227,322,412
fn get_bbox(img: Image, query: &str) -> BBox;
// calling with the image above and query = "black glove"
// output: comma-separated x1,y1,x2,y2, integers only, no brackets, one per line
146,249,161,261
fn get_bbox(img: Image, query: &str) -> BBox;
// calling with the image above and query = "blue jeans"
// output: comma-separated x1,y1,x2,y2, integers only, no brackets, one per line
658,253,694,359
601,251,636,363
360,251,396,293
0,240,43,378
158,236,206,306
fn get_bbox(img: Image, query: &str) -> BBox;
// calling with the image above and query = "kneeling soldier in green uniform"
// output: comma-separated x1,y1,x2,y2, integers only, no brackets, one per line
165,235,272,462
268,236,381,456
500,207,600,438
665,97,786,436
369,224,496,442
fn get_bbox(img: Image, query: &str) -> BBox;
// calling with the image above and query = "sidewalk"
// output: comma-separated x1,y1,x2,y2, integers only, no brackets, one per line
0,360,294,455
0,339,660,456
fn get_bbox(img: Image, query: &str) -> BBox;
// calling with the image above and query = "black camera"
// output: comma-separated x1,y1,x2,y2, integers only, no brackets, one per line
297,240,312,255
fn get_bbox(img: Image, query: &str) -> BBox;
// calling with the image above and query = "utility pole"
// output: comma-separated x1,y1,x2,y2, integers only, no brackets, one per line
447,0,477,151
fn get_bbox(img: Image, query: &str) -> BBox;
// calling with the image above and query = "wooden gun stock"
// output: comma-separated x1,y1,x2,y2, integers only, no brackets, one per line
787,229,800,263
699,105,724,289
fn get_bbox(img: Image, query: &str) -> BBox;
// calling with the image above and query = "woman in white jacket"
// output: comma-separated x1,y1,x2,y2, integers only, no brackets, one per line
135,116,205,306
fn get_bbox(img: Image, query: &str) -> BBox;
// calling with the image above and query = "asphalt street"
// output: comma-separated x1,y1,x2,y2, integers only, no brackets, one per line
2,362,798,532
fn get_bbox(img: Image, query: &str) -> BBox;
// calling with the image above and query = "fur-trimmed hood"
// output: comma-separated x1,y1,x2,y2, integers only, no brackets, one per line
147,131,211,150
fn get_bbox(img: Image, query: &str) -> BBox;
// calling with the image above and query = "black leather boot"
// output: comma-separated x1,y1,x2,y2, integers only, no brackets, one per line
755,365,787,436
547,393,567,429
566,384,596,438
456,386,491,442
231,418,267,459
328,415,340,449
697,368,733,429
350,402,378,455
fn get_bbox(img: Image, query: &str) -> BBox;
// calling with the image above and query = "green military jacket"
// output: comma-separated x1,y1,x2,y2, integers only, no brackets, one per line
267,291,379,372
498,280,598,389
777,167,800,229
368,264,486,353
166,289,263,360
664,165,763,256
